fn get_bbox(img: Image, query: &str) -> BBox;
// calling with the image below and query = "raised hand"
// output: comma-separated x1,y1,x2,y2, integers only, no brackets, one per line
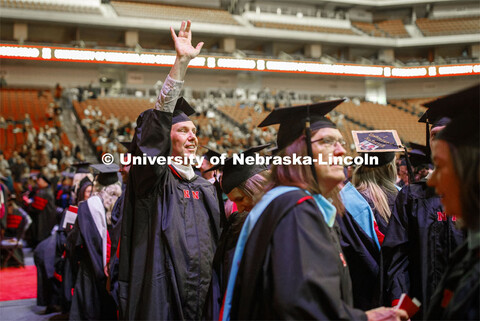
170,20,204,60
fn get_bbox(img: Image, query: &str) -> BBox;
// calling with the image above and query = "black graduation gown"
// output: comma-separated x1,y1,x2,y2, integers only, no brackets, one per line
117,109,221,320
54,208,77,313
230,189,367,320
27,187,56,246
107,185,126,309
425,236,480,320
109,185,125,261
204,211,248,321
382,181,465,318
337,190,394,310
68,198,116,321
34,233,60,307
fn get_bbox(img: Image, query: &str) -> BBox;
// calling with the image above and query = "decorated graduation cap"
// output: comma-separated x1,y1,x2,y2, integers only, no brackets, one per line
422,84,479,147
352,130,404,167
172,97,196,125
206,144,270,194
258,100,344,182
90,163,120,186
72,162,91,174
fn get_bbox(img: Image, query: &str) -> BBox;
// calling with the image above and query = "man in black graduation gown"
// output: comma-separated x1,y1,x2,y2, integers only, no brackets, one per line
382,108,465,318
27,174,56,247
118,21,221,320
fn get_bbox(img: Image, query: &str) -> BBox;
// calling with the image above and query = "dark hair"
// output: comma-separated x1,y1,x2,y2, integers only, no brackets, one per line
448,143,480,230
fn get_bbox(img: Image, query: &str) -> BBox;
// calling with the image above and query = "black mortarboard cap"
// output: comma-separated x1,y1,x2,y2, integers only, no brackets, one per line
172,97,196,125
366,152,396,167
90,163,119,186
408,142,430,167
120,141,132,152
423,84,480,147
38,174,51,185
258,100,344,150
201,146,222,162
72,162,91,174
78,176,93,189
206,144,270,194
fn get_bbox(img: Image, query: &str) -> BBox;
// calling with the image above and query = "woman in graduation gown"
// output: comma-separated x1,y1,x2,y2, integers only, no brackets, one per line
55,175,93,314
34,174,92,314
68,164,122,320
382,108,465,318
337,149,399,310
424,85,479,320
221,102,408,321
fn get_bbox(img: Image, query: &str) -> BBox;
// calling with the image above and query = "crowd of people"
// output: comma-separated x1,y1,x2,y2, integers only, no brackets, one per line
0,21,478,321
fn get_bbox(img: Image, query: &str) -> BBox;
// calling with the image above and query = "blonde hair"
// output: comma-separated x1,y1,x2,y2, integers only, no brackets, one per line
93,181,122,225
352,160,398,223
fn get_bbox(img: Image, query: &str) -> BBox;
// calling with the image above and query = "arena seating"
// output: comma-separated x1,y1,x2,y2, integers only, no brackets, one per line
1,89,52,126
389,97,434,116
0,0,101,14
335,101,425,145
73,97,150,122
376,19,410,38
0,88,71,158
351,21,387,37
73,97,213,155
72,95,428,156
352,20,409,38
416,16,480,36
252,21,356,35
111,1,240,25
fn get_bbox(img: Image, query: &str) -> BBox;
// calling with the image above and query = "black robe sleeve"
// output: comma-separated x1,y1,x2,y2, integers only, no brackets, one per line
68,199,116,320
426,241,480,320
382,186,411,306
130,109,173,197
336,212,382,310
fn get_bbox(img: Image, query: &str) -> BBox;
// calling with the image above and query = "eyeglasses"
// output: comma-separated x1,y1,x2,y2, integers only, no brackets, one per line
311,137,347,148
